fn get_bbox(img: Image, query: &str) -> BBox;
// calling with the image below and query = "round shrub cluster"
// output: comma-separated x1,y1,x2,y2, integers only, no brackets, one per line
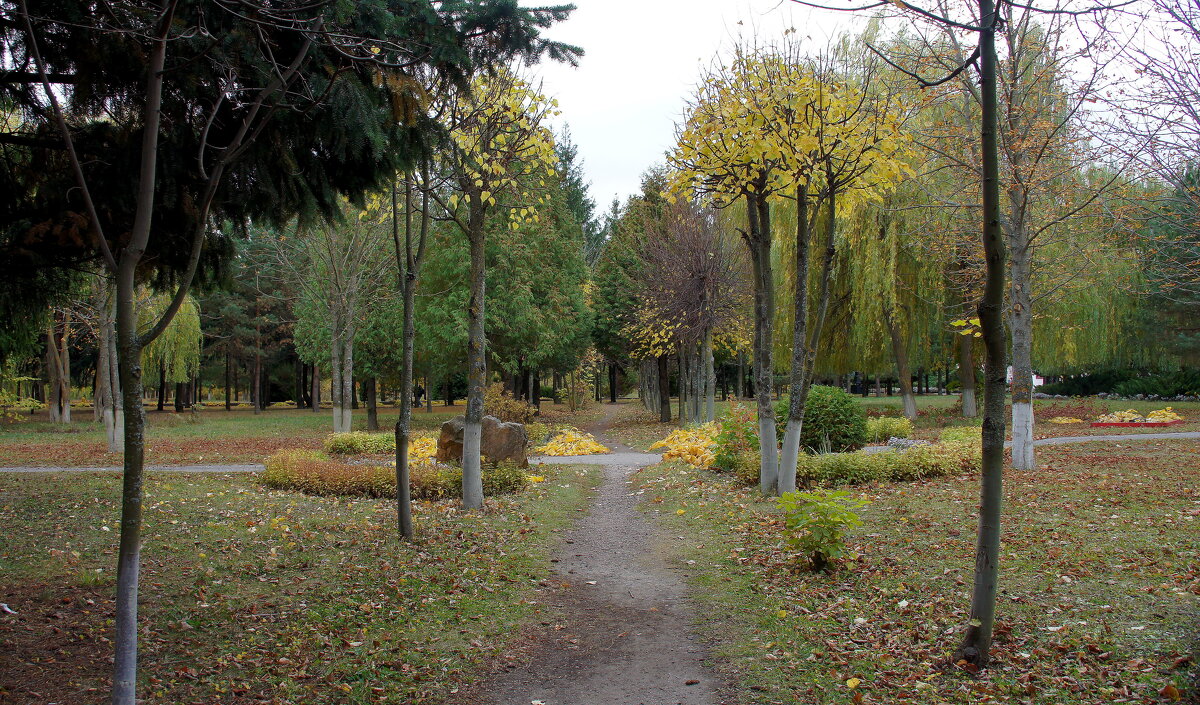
865,416,913,444
776,385,868,453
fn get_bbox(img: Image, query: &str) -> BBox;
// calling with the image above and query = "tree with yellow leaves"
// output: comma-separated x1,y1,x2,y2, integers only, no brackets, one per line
438,68,559,510
673,36,913,495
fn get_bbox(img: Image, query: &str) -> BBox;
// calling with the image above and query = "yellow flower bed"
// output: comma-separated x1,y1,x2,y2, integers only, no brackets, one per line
650,423,717,469
534,429,610,456
1048,416,1084,424
1147,407,1183,422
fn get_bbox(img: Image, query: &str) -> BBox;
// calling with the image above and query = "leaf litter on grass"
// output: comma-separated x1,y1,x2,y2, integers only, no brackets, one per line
633,440,1199,704
0,466,601,704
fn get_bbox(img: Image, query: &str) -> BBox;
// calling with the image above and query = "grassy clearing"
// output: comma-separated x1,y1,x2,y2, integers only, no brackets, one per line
0,407,464,467
634,440,1199,704
0,465,600,704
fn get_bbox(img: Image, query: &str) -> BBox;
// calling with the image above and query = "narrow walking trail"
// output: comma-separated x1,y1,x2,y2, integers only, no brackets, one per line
462,404,724,705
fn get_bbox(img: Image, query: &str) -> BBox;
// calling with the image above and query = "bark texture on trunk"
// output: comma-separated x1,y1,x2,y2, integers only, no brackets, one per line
365,377,379,431
703,330,715,423
883,308,918,420
1008,235,1035,470
956,1,1008,667
746,190,778,495
462,215,487,510
958,333,978,417
657,355,671,422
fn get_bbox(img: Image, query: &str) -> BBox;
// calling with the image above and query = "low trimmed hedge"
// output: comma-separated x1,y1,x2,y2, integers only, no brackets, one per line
324,431,395,455
865,416,913,443
796,440,980,486
717,440,980,489
938,425,981,443
261,449,530,499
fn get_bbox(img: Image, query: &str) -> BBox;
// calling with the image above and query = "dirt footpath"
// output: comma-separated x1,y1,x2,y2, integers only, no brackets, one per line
462,405,725,705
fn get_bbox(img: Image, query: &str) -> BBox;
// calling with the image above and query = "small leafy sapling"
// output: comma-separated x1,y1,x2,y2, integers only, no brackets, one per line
777,489,870,572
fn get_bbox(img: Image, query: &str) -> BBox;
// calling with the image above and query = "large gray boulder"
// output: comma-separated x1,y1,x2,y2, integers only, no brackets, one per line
436,415,528,468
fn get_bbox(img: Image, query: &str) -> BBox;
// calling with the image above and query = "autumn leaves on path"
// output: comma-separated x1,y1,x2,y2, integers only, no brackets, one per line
464,409,724,705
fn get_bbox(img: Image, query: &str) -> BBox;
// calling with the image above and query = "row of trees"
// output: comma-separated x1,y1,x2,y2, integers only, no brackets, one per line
0,2,585,703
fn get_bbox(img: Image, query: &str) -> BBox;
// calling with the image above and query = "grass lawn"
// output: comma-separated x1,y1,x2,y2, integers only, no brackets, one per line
0,465,600,704
0,406,469,467
634,439,1200,704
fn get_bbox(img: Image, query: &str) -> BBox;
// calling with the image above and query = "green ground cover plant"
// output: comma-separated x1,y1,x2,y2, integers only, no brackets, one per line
0,465,599,704
634,439,1199,704
865,416,914,443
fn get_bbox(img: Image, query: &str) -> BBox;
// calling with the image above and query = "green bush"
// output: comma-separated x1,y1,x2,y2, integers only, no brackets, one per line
730,449,761,486
938,425,981,443
323,431,394,455
775,385,868,453
713,403,758,471
262,450,530,499
865,416,913,443
777,489,870,572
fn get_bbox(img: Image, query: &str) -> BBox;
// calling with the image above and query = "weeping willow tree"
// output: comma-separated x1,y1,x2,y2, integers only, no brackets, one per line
139,291,202,406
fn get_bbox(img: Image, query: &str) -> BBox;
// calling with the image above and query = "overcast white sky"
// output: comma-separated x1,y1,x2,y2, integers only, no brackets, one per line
530,0,857,212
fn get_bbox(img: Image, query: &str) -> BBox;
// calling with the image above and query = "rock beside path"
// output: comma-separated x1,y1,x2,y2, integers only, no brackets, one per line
436,415,529,468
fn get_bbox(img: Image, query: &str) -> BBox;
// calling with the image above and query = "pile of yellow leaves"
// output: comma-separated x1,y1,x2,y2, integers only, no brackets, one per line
410,436,437,463
1096,409,1146,423
650,423,717,468
534,429,610,456
1147,407,1183,422
1047,416,1084,424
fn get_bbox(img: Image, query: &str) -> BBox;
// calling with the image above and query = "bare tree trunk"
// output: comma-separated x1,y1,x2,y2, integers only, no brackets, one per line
311,364,320,413
883,308,918,420
780,186,812,495
744,190,778,495
677,346,688,424
657,355,671,422
958,333,978,417
156,368,166,412
608,364,618,403
462,207,487,509
340,334,354,432
956,0,1008,666
1008,235,1035,470
703,329,715,423
224,352,232,411
365,377,379,431
250,356,261,415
